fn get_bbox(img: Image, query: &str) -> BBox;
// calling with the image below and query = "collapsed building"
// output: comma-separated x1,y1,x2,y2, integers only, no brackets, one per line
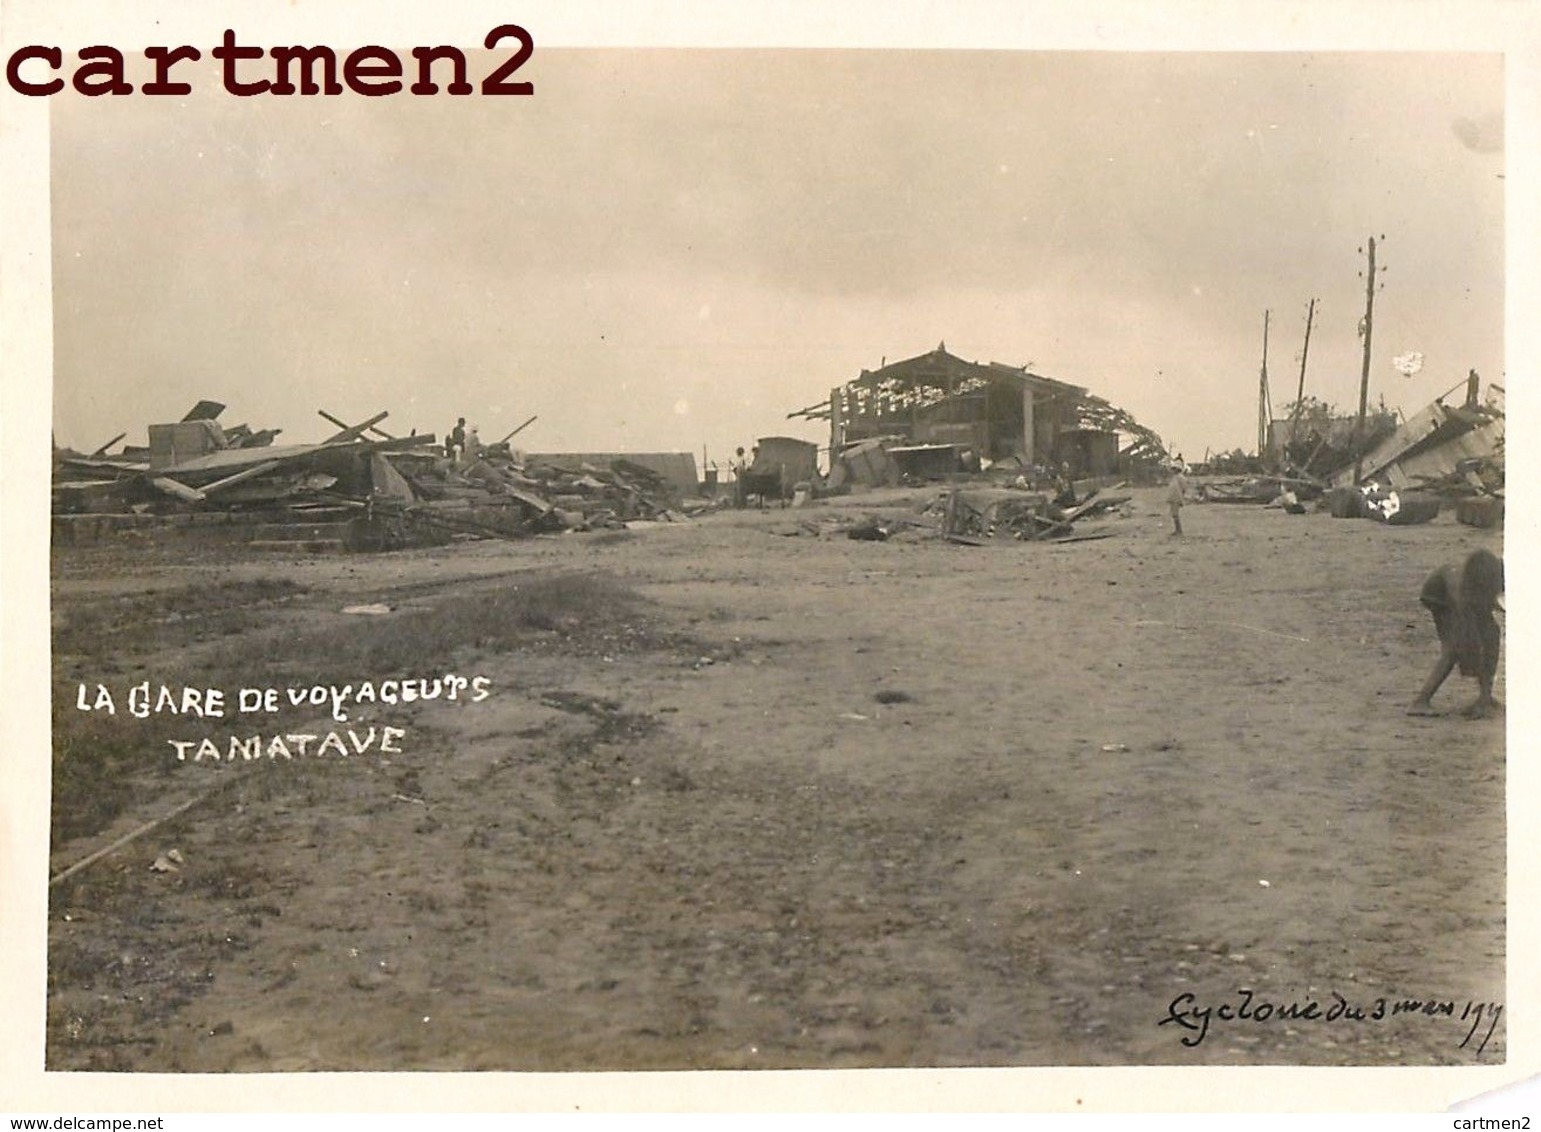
1328,378,1504,492
523,452,700,497
788,342,1169,487
52,403,707,552
1218,372,1505,526
1262,372,1502,487
1264,403,1400,479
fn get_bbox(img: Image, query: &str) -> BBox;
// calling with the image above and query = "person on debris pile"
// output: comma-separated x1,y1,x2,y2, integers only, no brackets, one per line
447,417,467,459
1408,548,1504,719
464,425,483,460
1165,462,1188,536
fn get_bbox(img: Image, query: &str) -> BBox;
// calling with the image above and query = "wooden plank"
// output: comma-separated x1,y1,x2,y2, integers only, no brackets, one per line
180,399,226,422
150,476,206,502
50,788,234,886
496,415,539,445
59,456,145,478
1046,529,1116,543
199,459,283,495
1022,512,1072,540
1058,492,1105,523
503,486,555,513
355,434,438,453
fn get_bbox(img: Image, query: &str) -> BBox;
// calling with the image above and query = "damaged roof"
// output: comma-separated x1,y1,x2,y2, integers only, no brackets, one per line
853,342,1087,400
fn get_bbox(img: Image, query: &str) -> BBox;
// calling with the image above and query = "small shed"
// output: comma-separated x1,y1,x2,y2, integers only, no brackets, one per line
751,436,819,485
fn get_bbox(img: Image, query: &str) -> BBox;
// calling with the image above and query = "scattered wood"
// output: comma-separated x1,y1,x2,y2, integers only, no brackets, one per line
45,404,773,551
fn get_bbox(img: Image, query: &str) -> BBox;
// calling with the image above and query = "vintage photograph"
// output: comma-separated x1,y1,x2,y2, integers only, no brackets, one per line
39,37,1507,1078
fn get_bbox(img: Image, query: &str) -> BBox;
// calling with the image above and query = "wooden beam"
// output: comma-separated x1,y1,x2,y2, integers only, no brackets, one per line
320,409,395,441
357,434,438,453
89,433,127,458
150,476,207,502
50,784,236,887
496,415,539,445
199,460,283,495
322,411,389,445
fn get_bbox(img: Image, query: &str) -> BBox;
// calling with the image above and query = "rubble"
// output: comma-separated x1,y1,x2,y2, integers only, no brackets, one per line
53,403,714,551
1215,378,1506,531
1330,381,1504,492
1197,475,1325,505
930,484,1130,544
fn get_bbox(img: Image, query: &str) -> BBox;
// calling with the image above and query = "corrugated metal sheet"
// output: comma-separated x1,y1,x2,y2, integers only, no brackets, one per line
1373,415,1503,490
1332,400,1502,488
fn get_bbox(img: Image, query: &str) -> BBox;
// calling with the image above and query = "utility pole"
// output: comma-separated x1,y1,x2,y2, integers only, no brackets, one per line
1352,236,1383,484
1282,298,1317,464
1257,309,1271,461
1293,299,1316,424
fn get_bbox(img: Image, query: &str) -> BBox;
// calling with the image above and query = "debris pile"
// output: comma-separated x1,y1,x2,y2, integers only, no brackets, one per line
53,404,710,551
1270,397,1400,481
445,452,703,529
1223,379,1504,531
930,484,1131,545
1197,475,1325,505
1327,380,1504,492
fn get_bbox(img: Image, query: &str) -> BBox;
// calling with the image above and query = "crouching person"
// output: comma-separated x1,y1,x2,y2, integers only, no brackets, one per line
1408,548,1503,718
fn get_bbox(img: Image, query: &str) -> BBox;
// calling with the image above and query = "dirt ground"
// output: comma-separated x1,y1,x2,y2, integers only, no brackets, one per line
45,485,1506,1071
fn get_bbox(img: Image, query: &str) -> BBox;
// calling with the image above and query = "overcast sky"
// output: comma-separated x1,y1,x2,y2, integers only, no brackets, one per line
49,48,1504,465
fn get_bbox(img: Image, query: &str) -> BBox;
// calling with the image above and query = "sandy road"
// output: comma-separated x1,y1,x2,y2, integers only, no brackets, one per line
46,487,1504,1070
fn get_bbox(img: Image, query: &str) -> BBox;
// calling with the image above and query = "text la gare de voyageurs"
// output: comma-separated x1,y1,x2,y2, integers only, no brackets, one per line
73,675,493,762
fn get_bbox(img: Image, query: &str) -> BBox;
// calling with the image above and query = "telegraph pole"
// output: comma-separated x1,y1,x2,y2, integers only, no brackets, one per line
1352,236,1382,484
1294,299,1315,422
1257,309,1271,460
1284,298,1316,458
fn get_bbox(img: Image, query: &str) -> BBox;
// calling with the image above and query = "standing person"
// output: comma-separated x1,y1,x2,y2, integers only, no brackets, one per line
1053,461,1076,508
1166,463,1188,536
731,447,748,509
464,424,483,460
448,417,467,460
